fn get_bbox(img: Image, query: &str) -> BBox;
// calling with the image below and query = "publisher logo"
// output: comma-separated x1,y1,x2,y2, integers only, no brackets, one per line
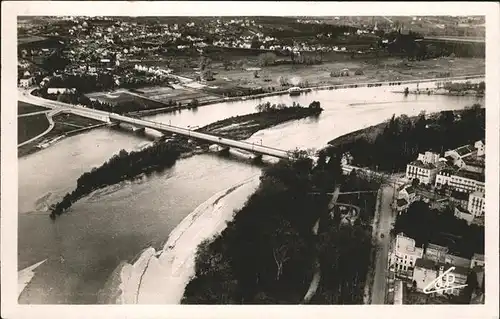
423,266,468,294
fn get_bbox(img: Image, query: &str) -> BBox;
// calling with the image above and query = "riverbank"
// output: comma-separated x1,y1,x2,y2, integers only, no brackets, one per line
124,74,484,117
17,108,107,158
326,104,485,173
47,103,321,219
198,103,322,140
97,174,261,304
19,74,483,158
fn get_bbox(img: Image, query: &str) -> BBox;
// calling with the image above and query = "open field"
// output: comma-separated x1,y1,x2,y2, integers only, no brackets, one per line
190,57,485,93
18,101,49,115
18,113,105,157
137,86,220,104
86,91,168,111
52,113,103,128
18,114,50,144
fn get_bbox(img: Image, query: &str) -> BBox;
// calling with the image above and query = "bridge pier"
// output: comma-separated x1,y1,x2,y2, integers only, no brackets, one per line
251,154,263,163
108,122,120,128
132,127,146,134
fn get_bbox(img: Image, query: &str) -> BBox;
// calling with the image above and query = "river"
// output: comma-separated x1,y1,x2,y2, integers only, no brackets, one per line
18,80,483,303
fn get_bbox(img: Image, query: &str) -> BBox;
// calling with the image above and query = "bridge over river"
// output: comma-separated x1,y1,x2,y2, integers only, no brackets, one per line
19,91,310,161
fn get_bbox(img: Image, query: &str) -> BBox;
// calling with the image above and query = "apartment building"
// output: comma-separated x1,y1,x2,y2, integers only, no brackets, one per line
468,191,485,217
435,168,485,194
390,233,424,278
406,152,445,185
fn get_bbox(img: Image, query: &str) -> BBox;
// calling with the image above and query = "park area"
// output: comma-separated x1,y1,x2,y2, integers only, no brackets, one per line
18,101,49,115
18,113,50,144
86,87,220,113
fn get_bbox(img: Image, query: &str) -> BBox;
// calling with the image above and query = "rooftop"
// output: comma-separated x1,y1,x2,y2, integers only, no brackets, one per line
454,144,475,157
463,157,485,167
409,160,437,170
415,258,435,269
455,169,485,182
472,253,485,261
427,243,449,253
415,259,470,277
397,198,408,207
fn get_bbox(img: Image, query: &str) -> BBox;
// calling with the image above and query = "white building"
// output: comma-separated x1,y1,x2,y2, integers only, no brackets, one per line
468,191,485,217
406,160,439,185
390,233,424,278
417,151,440,164
470,253,485,268
444,144,477,168
454,206,474,224
19,77,34,88
423,243,448,262
474,140,485,157
413,260,468,296
435,168,485,194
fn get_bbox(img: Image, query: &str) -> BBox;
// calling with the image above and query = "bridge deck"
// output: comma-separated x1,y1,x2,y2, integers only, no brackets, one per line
110,114,292,159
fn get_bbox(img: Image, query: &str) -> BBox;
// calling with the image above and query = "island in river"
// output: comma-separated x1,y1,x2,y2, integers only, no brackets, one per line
48,101,323,220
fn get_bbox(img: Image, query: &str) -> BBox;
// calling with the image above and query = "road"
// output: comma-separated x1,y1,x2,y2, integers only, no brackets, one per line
17,109,63,147
370,184,396,304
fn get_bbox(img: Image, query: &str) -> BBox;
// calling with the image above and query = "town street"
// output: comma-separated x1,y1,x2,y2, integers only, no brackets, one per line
370,185,396,304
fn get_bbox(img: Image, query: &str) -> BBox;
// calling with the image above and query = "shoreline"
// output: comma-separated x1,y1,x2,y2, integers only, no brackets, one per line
98,174,261,304
19,74,484,158
125,74,484,117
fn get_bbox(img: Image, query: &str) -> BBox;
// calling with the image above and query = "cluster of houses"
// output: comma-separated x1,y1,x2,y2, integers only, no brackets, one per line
390,233,484,301
397,140,485,225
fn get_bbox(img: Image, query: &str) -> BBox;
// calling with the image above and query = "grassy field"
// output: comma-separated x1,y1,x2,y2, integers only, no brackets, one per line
18,113,105,157
52,113,103,128
138,86,220,104
194,57,485,93
18,101,49,115
18,114,50,143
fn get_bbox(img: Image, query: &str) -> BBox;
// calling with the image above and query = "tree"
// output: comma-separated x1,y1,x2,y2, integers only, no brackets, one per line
201,69,214,81
277,75,289,86
411,178,420,188
258,52,277,67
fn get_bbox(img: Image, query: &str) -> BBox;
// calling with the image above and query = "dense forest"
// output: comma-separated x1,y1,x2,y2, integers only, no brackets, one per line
182,150,375,304
329,104,485,172
392,200,484,259
49,140,190,220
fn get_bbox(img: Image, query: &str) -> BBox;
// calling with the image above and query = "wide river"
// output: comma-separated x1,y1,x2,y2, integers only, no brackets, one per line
18,81,483,303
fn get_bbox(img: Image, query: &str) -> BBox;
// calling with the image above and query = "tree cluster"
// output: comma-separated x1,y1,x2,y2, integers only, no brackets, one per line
183,148,372,304
332,104,485,172
50,140,189,220
392,201,484,258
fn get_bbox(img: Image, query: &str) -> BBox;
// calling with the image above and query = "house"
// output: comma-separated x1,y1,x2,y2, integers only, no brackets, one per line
406,159,441,185
402,185,417,202
423,243,448,262
389,233,424,278
444,144,477,168
454,206,474,224
395,198,409,213
417,151,440,165
412,260,469,296
474,140,485,157
470,253,485,268
468,191,485,218
462,157,485,174
47,88,76,95
444,253,471,268
19,76,34,88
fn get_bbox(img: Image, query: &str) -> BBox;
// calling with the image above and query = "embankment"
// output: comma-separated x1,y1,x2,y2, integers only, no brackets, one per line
97,175,261,304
